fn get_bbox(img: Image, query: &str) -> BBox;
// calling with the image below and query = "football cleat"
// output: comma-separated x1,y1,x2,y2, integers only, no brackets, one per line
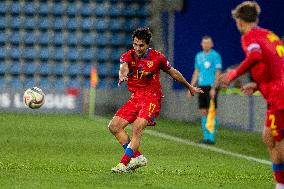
127,155,148,171
111,163,129,173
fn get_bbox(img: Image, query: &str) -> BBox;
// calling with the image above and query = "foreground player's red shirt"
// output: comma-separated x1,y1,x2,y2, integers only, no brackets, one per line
120,48,172,98
231,27,284,110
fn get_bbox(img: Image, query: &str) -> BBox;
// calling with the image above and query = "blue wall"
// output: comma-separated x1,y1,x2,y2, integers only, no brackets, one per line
173,0,284,89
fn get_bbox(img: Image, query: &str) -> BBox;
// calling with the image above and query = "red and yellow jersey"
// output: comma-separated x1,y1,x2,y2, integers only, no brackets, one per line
241,27,284,109
120,48,172,98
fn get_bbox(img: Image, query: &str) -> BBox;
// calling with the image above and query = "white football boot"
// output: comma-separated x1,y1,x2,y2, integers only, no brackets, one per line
111,163,129,173
127,155,148,171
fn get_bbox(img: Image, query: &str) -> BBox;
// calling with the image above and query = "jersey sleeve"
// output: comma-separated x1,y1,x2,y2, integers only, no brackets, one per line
227,34,263,81
160,53,172,72
120,52,131,64
214,52,222,70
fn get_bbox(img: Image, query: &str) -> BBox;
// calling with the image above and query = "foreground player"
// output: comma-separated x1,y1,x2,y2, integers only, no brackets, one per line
108,27,203,173
218,2,284,188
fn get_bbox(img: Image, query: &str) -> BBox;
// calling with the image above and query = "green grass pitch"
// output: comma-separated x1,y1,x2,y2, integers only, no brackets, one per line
0,112,274,189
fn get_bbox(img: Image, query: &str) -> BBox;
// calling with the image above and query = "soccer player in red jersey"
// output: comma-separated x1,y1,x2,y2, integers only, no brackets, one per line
108,27,203,173
218,2,284,188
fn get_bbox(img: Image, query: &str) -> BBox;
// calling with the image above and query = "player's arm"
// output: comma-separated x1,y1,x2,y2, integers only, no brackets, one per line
166,68,203,96
241,82,258,96
219,47,262,87
190,69,199,86
118,62,129,85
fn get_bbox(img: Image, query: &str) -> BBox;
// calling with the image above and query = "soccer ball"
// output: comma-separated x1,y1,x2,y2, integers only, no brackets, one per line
23,87,45,109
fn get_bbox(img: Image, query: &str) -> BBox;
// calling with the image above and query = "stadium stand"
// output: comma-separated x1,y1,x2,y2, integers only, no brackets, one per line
0,0,150,90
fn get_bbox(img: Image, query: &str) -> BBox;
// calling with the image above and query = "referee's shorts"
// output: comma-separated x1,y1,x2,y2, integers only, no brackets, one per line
198,86,218,109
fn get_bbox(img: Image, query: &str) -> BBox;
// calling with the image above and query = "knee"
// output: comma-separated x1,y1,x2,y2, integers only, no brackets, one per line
108,121,120,134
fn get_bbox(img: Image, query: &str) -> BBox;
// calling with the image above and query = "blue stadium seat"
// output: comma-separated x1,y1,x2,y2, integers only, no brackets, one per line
125,18,139,31
23,62,37,75
0,77,6,89
96,33,110,46
83,63,91,76
97,63,108,76
0,62,7,74
111,33,125,46
54,63,65,75
23,17,37,30
109,19,124,31
54,77,65,89
39,77,52,89
111,64,119,77
53,48,64,61
66,32,79,46
39,3,49,16
66,63,81,76
10,32,21,45
66,3,77,17
81,48,94,62
53,32,64,46
67,78,82,88
137,5,149,17
0,17,7,29
9,47,22,60
53,18,65,31
0,2,9,15
123,4,139,17
53,3,65,16
0,47,6,59
38,32,51,46
23,32,37,45
39,62,53,75
109,3,123,17
23,48,37,60
39,17,50,30
9,61,22,74
94,4,108,17
84,79,90,88
67,18,79,31
81,18,94,31
67,48,80,62
11,2,21,15
95,18,109,31
97,79,107,89
0,33,7,45
10,77,23,89
23,2,37,15
80,5,93,17
110,49,121,61
96,48,110,61
24,77,36,88
39,48,50,60
81,34,95,46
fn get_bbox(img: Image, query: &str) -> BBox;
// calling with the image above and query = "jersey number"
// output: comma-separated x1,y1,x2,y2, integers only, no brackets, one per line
267,33,284,57
148,103,156,117
269,114,279,137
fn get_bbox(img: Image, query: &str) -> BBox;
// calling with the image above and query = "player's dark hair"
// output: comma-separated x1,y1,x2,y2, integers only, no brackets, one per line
132,27,152,45
231,1,261,23
202,35,212,41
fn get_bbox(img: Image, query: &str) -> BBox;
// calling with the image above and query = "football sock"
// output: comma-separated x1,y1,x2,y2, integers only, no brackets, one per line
208,116,218,143
122,143,141,158
120,147,134,165
273,163,284,184
201,115,208,141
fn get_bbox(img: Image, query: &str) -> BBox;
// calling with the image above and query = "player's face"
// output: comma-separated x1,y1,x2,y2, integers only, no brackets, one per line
201,38,213,52
235,19,245,34
133,37,149,57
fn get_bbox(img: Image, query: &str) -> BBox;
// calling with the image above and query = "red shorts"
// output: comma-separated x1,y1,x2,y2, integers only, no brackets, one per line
115,95,161,124
265,108,284,141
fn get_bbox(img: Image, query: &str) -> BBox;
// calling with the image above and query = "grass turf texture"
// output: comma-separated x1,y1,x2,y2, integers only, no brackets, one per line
0,112,273,188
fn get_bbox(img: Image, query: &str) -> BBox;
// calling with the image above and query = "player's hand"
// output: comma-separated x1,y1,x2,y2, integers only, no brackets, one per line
209,87,216,99
188,86,204,97
218,73,230,88
241,82,257,96
118,75,128,86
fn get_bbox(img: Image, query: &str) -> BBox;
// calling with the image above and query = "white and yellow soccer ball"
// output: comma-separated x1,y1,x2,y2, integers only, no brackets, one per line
23,87,45,109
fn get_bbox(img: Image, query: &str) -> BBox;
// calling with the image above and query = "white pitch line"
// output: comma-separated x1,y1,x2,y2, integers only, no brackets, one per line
144,130,271,166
